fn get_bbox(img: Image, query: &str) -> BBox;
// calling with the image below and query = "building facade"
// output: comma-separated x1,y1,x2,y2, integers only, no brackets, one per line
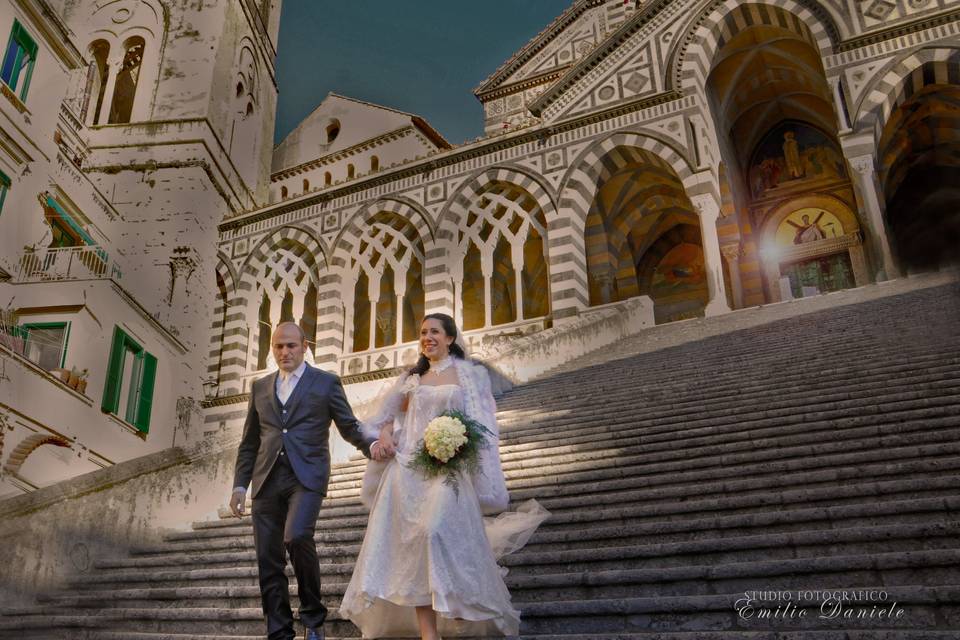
0,0,281,497
209,0,959,410
2,0,958,492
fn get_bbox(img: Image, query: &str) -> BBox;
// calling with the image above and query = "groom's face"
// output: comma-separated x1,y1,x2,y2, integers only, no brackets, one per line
272,324,306,373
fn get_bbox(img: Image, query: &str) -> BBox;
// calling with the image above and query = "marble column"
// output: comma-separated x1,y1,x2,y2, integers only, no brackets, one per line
691,194,732,316
720,243,744,309
847,153,901,281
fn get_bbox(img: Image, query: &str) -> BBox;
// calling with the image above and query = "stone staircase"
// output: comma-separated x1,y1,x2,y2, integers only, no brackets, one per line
3,277,960,639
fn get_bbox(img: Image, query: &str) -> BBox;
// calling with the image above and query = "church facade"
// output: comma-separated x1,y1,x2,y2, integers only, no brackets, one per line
210,0,959,406
1,0,958,494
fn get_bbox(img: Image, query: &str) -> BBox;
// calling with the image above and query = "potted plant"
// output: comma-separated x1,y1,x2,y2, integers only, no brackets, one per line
67,366,80,389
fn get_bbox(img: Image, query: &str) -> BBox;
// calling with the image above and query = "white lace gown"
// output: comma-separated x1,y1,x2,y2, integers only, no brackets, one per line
340,382,543,638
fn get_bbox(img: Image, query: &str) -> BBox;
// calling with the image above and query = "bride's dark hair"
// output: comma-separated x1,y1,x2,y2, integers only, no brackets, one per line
410,313,466,375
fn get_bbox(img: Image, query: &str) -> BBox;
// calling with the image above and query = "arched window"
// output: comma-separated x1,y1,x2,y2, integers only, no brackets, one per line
370,155,380,172
350,213,426,353
281,185,288,198
108,36,145,124
87,40,110,125
303,179,310,192
244,101,254,118
324,171,332,186
326,119,340,144
347,163,355,179
235,81,244,97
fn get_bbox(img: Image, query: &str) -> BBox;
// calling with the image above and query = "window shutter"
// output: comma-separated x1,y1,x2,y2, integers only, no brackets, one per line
134,352,157,433
13,22,37,59
101,326,126,413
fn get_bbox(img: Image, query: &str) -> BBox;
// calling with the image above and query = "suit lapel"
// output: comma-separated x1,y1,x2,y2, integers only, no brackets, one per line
268,370,282,422
281,364,314,423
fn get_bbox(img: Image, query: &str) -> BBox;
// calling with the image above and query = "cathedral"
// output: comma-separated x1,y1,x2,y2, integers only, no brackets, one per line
0,0,957,495
207,0,960,450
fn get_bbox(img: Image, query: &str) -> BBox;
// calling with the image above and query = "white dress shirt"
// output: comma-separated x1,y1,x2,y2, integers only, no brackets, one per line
276,360,307,405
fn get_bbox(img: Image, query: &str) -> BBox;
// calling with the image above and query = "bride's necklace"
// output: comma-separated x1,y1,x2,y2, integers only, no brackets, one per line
429,355,453,376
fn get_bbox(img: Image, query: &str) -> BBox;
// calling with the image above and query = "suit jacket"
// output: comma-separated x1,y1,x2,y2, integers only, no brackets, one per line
233,364,374,498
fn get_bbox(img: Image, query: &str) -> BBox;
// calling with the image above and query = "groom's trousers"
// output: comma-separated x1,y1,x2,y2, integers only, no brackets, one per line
252,452,327,640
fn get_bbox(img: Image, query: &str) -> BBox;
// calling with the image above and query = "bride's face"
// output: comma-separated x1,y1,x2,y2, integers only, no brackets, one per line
420,318,454,360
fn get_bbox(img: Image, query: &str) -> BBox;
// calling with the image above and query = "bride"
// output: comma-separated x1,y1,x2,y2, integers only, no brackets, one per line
339,313,549,639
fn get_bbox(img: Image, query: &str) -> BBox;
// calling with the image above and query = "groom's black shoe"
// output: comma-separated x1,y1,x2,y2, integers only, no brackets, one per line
304,627,324,640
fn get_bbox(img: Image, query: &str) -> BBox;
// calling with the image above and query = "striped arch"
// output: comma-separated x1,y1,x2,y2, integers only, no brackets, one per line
209,252,238,386
321,198,434,362
433,165,558,319
557,130,699,319
673,1,837,95
3,434,71,477
218,225,326,386
853,47,960,138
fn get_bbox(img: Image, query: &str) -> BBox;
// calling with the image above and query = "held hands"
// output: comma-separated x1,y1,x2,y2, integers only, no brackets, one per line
371,426,396,461
229,488,247,518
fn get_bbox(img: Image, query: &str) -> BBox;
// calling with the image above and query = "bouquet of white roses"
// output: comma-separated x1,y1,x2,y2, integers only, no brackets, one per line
406,410,493,495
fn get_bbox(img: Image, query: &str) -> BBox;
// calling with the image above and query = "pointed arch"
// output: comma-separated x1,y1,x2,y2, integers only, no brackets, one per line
218,225,327,380
432,166,557,319
671,1,838,95
853,47,960,136
555,130,700,319
325,198,433,362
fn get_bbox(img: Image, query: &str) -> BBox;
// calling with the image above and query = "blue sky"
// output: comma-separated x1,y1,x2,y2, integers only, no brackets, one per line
273,1,573,146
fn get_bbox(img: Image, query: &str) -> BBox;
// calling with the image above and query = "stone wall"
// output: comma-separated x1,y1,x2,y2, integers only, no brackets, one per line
0,443,236,605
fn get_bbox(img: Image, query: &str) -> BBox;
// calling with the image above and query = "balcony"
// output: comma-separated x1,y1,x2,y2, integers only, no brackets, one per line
14,246,122,283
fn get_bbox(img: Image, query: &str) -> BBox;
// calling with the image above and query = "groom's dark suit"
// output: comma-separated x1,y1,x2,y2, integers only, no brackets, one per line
233,363,374,640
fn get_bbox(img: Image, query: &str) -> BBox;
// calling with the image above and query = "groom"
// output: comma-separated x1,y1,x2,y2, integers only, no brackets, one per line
229,322,392,640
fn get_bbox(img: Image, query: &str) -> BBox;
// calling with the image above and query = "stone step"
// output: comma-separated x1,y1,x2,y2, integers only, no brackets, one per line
288,395,960,509
503,336,957,400
130,494,960,559
5,580,959,636
7,278,959,639
541,281,960,377
193,444,960,553
66,521,960,592
10,626,960,640
226,355,960,497
65,520,960,595
496,349,960,427
496,352,960,437
316,346,960,488
325,399,960,503
181,455,960,552
323,346,960,481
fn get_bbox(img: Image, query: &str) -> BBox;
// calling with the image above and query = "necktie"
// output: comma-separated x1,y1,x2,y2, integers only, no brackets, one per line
278,372,293,405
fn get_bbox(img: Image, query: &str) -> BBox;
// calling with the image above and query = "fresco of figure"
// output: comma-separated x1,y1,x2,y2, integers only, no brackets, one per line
787,211,827,244
783,131,804,179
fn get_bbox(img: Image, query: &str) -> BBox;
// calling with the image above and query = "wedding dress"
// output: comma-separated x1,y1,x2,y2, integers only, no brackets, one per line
339,358,548,638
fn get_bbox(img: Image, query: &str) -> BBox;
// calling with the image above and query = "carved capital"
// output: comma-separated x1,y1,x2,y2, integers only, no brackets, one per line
720,244,743,262
848,154,876,176
690,194,720,222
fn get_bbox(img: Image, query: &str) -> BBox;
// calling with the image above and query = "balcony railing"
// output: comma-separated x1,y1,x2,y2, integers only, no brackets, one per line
14,246,122,283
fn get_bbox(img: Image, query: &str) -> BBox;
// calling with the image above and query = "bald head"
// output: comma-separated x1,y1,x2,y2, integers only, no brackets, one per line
273,321,305,341
272,322,307,372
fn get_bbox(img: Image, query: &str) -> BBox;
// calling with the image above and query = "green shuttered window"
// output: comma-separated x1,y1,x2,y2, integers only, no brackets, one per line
102,326,158,434
1,20,38,101
0,169,10,216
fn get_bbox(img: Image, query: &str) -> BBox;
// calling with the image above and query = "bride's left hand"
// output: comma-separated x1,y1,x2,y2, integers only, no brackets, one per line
375,426,396,459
